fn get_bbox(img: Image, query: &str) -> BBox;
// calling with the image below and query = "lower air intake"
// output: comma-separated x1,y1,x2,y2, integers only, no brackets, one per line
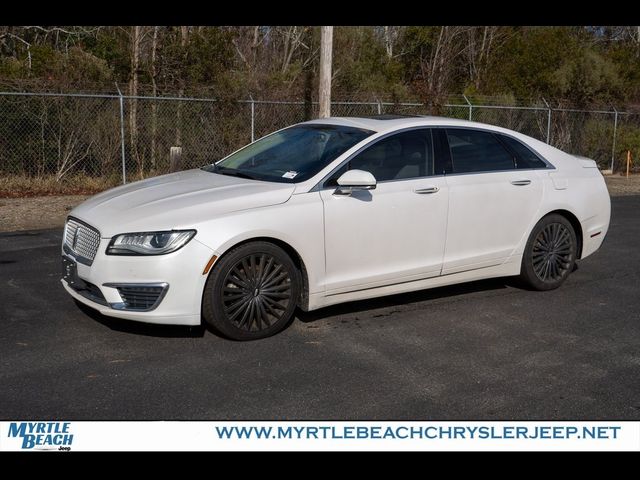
107,283,169,311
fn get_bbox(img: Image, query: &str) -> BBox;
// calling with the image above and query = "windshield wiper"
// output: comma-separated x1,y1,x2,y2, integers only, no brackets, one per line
215,167,258,180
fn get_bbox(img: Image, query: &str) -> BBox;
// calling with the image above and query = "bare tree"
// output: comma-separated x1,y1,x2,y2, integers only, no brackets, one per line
279,26,308,74
176,26,189,147
150,26,159,171
382,26,402,58
129,26,142,177
466,26,510,90
415,26,470,107
0,28,32,70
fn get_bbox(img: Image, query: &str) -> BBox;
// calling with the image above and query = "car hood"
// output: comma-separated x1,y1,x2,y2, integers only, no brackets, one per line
70,169,295,237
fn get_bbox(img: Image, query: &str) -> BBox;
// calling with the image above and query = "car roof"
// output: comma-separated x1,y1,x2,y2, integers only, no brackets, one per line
302,115,491,134
299,115,570,171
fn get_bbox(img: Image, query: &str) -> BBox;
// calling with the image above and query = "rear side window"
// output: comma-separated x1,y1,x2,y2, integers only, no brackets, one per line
446,129,515,174
498,135,548,169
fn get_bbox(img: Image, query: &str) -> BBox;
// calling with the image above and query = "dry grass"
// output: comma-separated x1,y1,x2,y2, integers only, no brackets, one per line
0,174,121,198
604,174,640,196
0,195,89,232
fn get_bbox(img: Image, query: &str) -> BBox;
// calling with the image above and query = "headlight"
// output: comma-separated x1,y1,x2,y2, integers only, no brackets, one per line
106,230,196,255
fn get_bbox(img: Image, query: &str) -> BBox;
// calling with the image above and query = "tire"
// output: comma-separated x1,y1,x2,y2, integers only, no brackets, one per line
519,214,577,291
202,241,301,340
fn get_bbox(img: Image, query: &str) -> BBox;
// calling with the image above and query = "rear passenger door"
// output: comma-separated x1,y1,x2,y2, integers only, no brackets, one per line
440,128,545,274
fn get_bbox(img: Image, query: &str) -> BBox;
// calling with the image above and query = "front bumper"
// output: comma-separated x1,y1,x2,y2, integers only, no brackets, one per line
61,236,215,326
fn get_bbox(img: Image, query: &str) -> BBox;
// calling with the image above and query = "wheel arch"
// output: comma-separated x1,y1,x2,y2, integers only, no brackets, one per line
541,209,584,259
210,236,310,311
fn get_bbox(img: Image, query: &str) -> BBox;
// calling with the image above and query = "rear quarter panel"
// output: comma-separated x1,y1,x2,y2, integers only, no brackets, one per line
534,148,611,259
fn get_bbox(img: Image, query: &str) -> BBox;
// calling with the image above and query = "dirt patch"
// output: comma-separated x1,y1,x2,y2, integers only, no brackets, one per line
1,175,639,233
0,195,89,232
604,174,640,196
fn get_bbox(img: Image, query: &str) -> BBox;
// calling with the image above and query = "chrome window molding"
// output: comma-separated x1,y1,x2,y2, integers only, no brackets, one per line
442,126,555,173
309,124,555,192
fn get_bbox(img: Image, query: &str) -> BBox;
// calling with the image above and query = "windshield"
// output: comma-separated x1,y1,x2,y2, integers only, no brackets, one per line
202,124,373,183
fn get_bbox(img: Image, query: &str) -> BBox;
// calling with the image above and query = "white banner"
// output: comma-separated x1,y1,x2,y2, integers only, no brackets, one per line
0,421,638,451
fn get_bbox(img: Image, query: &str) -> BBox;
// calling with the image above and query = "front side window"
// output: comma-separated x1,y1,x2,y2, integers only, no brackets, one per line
346,129,434,182
203,124,373,183
446,129,515,174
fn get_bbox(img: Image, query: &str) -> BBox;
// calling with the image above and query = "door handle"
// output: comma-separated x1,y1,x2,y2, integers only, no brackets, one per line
511,179,531,186
414,186,439,194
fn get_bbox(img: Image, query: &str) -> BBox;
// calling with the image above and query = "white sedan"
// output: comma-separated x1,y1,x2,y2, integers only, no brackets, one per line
61,116,611,340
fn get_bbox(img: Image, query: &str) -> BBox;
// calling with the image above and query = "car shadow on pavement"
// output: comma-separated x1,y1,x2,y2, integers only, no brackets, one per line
73,277,521,336
296,277,515,323
74,300,205,338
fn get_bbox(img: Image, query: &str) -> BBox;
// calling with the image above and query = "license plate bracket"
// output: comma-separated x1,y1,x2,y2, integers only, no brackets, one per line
62,255,81,287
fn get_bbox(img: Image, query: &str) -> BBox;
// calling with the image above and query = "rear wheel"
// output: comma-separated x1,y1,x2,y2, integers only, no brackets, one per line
202,241,301,340
519,214,577,291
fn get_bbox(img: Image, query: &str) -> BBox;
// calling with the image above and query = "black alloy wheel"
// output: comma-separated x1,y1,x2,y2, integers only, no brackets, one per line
531,222,573,283
203,241,301,340
520,213,577,291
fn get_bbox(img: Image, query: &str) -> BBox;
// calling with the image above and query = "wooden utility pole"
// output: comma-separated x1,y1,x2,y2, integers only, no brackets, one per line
319,26,333,118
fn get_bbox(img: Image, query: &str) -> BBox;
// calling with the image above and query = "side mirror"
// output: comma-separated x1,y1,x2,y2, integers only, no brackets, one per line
334,169,377,196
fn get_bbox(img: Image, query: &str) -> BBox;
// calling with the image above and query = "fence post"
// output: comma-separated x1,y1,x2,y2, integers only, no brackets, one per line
611,107,619,172
542,97,552,144
169,146,182,172
376,98,382,115
115,83,127,184
249,95,255,143
463,94,473,121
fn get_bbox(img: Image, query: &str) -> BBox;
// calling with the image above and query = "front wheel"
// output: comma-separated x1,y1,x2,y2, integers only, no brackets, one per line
519,214,577,291
202,241,301,340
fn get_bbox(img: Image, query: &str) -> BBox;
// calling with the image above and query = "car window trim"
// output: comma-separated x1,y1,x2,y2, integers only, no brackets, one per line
438,126,555,175
310,126,439,192
493,131,551,171
310,125,556,191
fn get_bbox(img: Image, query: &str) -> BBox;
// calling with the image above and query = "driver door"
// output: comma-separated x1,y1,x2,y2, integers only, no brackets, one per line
320,128,449,294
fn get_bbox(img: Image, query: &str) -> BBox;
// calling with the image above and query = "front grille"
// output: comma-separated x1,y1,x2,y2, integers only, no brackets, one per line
114,284,168,311
64,218,101,265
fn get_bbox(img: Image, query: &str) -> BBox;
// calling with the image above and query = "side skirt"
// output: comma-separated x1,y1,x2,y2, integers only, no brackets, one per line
307,256,522,311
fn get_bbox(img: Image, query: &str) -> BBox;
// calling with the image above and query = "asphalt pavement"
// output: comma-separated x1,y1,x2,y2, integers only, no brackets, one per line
1,197,639,420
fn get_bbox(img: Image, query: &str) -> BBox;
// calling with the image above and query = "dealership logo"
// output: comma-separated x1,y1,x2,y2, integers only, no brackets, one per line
7,422,73,450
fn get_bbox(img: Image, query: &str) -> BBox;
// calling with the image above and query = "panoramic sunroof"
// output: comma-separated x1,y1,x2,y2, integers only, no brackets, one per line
360,114,423,120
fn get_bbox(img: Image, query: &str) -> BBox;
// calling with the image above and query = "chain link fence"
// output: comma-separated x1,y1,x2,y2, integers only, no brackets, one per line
1,91,639,195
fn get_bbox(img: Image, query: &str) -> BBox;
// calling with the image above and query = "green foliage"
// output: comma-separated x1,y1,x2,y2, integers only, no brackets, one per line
83,29,130,82
183,28,236,86
616,122,640,165
553,50,622,106
28,45,63,78
332,27,405,97
0,55,26,78
1,25,640,105
486,27,581,98
607,41,640,104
